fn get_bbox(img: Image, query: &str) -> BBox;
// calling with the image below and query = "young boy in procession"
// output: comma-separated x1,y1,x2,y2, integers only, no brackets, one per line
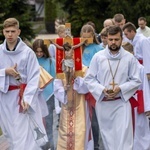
0,18,49,150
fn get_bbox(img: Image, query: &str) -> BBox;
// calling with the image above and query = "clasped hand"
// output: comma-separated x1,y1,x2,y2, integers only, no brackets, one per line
5,64,20,79
103,86,121,100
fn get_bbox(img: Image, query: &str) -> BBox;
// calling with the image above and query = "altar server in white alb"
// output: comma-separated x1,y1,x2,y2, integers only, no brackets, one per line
84,25,141,150
122,42,150,150
132,60,150,150
0,18,49,150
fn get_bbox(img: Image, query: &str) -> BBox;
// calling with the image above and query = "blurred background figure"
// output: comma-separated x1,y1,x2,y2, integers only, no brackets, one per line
113,13,126,29
103,18,114,28
86,21,102,43
48,24,66,59
137,17,150,37
100,27,108,48
113,13,131,43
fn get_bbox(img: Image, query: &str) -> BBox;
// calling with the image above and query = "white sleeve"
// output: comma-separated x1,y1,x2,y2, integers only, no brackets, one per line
54,79,67,104
48,44,56,59
0,69,9,93
54,98,61,114
73,76,89,94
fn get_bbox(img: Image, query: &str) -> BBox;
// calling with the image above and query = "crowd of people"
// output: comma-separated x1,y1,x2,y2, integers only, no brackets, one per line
0,13,150,150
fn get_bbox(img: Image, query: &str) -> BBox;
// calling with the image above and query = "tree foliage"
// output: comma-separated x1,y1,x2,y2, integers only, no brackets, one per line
54,0,150,36
0,0,35,42
44,0,57,33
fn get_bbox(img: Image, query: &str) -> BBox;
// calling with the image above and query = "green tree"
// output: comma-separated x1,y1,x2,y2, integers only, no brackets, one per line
106,0,150,26
54,0,150,36
44,0,57,33
0,0,35,42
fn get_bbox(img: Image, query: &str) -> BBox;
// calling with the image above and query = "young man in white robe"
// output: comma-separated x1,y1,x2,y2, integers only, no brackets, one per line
113,13,131,43
133,61,150,150
123,24,150,148
122,42,150,150
122,22,150,67
84,25,141,150
0,18,49,150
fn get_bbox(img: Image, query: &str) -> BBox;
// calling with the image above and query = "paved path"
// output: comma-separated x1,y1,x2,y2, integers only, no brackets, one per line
0,110,59,150
35,34,58,40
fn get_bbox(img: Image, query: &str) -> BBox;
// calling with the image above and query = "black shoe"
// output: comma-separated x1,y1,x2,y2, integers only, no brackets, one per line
94,146,99,150
40,142,51,150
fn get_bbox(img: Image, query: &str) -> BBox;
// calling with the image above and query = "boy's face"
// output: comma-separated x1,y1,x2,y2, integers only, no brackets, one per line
3,26,20,45
101,35,108,46
58,31,66,38
115,19,126,29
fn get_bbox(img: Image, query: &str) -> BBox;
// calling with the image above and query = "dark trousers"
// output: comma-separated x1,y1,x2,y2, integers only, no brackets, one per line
92,107,100,149
45,95,55,150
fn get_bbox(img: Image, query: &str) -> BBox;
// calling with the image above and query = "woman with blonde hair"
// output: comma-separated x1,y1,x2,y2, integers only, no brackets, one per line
81,24,104,150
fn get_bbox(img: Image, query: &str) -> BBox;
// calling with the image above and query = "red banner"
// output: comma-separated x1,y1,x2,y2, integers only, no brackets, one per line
73,38,82,71
56,38,64,74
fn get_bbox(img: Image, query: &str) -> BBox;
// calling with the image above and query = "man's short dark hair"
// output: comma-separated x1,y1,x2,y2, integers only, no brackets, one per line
138,17,146,22
113,14,124,22
107,25,123,37
122,22,136,32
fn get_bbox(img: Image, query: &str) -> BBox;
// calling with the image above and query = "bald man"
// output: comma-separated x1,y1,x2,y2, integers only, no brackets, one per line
103,18,114,28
